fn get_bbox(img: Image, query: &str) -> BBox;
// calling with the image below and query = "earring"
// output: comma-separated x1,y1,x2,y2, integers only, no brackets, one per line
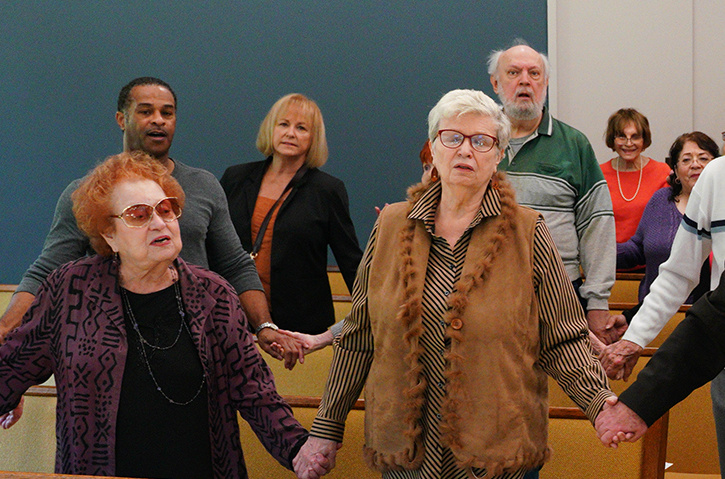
430,166,439,182
675,177,681,184
113,251,120,264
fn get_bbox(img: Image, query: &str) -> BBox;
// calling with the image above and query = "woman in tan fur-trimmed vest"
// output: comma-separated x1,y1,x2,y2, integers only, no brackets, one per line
295,89,615,479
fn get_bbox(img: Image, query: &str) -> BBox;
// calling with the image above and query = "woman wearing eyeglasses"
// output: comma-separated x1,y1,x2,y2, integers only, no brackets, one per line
615,131,718,305
600,108,671,244
0,152,316,479
295,90,613,479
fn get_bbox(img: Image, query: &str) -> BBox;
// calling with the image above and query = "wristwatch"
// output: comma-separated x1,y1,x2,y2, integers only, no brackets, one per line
255,322,279,335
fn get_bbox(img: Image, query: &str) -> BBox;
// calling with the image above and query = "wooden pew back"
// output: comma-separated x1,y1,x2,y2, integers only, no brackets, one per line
0,270,712,476
610,273,643,304
0,387,56,474
549,349,718,475
4,387,669,479
240,397,670,479
543,407,668,479
0,284,16,318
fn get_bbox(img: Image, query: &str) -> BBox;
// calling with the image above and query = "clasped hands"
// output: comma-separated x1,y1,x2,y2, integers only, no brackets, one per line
595,396,647,448
257,328,334,370
256,328,312,370
586,311,643,381
586,310,628,349
587,313,648,448
293,436,341,479
599,338,643,381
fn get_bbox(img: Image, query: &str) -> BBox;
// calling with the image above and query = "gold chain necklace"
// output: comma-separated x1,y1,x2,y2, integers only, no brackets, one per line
615,157,644,202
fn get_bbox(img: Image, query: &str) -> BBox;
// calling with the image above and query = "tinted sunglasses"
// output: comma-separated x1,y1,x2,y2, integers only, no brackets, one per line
111,197,182,228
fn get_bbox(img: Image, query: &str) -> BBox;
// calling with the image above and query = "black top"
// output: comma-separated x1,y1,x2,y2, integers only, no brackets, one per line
221,158,363,334
116,284,213,478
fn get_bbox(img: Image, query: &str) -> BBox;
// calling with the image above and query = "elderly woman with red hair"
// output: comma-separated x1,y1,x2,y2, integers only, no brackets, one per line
0,152,315,479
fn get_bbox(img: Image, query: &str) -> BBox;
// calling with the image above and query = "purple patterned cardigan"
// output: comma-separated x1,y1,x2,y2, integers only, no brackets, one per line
0,255,307,478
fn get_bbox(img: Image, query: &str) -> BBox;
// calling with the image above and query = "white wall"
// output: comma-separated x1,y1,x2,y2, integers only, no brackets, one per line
549,0,725,164
693,0,725,147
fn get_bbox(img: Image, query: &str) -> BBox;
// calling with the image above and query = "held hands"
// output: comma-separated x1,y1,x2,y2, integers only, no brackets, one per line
280,330,334,355
595,396,647,448
257,326,335,369
599,339,644,381
257,328,310,370
587,310,628,345
588,331,606,356
0,397,24,430
293,436,341,479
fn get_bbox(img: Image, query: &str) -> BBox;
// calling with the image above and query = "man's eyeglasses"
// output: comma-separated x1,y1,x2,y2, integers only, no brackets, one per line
436,130,498,153
111,197,182,228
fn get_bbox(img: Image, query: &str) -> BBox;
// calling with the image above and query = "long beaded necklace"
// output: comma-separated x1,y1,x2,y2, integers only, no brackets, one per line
615,156,644,202
120,279,206,406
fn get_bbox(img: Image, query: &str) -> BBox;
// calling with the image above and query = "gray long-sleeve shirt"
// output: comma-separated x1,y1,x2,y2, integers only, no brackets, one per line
17,159,262,295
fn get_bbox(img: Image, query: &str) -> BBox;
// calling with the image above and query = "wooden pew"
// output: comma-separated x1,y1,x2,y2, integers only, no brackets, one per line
610,273,645,304
665,474,721,479
0,386,57,474
263,341,336,397
549,348,719,475
543,407,668,479
0,272,715,477
239,396,670,479
6,384,669,479
664,474,721,479
0,284,16,317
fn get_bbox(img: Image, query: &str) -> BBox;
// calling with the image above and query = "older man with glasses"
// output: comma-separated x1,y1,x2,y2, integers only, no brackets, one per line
488,39,620,350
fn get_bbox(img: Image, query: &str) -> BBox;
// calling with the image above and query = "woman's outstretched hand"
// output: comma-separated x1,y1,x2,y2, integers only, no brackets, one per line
280,329,334,355
1,397,24,429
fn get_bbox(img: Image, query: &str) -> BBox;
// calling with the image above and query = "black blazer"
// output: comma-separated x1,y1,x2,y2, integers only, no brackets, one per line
220,158,362,334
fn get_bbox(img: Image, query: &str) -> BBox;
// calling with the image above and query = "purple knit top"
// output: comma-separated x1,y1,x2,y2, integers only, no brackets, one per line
617,187,709,303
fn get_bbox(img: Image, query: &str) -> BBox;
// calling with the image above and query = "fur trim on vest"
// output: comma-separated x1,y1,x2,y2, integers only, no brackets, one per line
363,173,551,475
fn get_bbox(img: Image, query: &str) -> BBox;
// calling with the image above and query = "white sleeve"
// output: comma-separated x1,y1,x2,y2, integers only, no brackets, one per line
623,166,715,347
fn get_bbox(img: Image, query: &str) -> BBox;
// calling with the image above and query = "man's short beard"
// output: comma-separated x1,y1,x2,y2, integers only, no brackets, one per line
498,93,545,122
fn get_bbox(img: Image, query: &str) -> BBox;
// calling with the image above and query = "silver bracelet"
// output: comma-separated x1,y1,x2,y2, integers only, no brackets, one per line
255,322,279,335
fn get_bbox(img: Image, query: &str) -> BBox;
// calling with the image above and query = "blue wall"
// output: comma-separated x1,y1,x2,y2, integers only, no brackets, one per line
0,1,546,283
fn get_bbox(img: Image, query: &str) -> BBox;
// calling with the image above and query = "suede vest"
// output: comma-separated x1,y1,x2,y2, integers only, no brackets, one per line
363,199,550,475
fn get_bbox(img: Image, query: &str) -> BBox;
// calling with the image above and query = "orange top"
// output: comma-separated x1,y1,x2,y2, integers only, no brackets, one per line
250,196,280,306
601,157,671,243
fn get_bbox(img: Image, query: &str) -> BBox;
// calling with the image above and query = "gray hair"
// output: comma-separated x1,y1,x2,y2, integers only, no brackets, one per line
428,89,511,151
487,38,551,80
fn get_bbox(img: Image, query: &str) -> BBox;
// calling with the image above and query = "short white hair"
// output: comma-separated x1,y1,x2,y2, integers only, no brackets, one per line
428,89,511,151
487,38,551,80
